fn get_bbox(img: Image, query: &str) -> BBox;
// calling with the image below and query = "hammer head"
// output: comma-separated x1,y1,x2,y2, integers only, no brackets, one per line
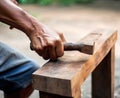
64,42,95,55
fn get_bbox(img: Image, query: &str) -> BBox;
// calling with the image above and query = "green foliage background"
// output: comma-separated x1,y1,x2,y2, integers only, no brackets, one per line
19,0,95,6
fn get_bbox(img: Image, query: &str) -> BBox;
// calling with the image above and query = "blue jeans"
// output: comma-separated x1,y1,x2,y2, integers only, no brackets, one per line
0,42,39,94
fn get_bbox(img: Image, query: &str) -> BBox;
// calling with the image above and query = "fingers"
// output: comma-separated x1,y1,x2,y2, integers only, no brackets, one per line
30,39,64,61
41,41,57,61
55,40,64,57
48,45,57,61
28,25,65,60
42,46,49,60
30,37,43,56
48,39,64,60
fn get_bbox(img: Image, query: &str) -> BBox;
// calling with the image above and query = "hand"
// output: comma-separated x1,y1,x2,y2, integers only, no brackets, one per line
0,0,65,61
28,21,66,60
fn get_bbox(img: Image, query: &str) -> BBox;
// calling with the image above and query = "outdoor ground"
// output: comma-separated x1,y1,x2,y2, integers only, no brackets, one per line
0,0,120,98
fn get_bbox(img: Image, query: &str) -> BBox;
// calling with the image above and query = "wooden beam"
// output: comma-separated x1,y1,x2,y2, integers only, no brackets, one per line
32,30,117,97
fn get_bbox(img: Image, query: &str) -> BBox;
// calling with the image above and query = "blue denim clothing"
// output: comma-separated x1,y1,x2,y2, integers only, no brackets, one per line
0,42,39,94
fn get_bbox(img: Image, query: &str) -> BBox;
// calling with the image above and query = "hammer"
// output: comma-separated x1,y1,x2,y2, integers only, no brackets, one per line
64,42,95,55
30,42,95,55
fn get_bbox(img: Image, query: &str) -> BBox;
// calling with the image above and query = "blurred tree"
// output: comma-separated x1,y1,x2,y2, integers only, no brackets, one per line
19,0,95,5
76,0,94,3
36,0,53,6
20,0,36,4
16,0,20,3
58,0,75,6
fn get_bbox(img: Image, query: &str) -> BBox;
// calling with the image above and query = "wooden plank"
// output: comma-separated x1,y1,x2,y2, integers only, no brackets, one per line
92,45,115,98
32,30,117,97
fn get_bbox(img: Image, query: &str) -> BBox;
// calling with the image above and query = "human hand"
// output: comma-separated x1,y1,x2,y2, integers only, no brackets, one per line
0,0,65,61
28,21,66,60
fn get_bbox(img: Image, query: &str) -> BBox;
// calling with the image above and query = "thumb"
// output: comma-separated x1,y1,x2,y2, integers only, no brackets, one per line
57,32,66,42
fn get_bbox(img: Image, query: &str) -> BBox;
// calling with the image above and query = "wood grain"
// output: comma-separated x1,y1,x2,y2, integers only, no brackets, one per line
32,30,117,97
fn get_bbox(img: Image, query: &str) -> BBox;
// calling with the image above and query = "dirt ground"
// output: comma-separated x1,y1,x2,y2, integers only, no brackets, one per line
0,0,120,98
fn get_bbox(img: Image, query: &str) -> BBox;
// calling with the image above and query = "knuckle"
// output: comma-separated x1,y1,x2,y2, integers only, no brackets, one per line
58,51,64,57
58,32,64,38
57,32,63,36
42,44,47,49
47,41,55,48
34,45,42,51
55,38,61,45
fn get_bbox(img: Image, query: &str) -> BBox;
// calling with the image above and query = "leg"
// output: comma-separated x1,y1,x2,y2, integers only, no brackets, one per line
0,42,39,97
39,88,81,98
40,92,73,98
4,83,33,98
92,46,115,98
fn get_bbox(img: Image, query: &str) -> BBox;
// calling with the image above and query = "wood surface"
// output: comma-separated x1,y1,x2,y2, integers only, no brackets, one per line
32,30,117,97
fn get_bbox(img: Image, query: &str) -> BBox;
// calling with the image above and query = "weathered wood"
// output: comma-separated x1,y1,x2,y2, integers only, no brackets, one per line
92,45,115,98
32,30,117,97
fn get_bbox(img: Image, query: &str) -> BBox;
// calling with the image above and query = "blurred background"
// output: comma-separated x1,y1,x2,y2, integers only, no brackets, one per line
0,0,120,98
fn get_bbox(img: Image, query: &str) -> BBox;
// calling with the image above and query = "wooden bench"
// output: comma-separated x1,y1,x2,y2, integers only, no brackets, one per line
32,30,117,98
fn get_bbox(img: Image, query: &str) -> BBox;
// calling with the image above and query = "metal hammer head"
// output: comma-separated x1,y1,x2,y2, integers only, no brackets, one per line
64,42,95,55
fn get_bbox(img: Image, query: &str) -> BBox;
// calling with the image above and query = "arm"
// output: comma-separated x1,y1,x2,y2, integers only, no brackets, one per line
0,0,65,60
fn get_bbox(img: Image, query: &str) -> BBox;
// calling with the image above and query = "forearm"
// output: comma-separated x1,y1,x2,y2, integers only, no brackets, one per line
0,0,35,35
0,0,65,60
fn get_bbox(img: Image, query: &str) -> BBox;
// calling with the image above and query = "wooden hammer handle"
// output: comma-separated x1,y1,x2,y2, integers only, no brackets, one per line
64,42,95,55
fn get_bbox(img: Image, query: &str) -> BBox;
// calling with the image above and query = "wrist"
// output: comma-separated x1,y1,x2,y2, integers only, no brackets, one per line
15,11,35,35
